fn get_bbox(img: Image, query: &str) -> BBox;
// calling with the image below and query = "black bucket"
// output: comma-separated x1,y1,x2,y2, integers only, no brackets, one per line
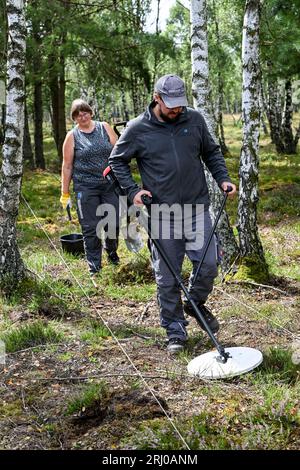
60,233,85,256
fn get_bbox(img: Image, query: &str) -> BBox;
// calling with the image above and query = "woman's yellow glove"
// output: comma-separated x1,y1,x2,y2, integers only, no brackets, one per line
60,192,72,210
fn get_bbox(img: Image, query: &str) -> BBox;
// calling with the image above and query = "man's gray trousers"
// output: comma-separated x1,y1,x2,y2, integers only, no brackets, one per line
149,208,219,341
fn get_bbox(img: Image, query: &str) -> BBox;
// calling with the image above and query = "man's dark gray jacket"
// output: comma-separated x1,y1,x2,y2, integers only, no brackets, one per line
109,104,231,207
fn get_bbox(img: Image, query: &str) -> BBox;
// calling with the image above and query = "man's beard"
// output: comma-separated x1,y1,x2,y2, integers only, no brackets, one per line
159,110,181,123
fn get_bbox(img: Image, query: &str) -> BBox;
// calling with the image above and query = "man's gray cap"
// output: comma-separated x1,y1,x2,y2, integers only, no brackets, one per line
154,74,188,108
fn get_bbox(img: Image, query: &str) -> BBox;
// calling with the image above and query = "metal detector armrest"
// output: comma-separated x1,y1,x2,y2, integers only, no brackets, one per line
103,165,126,196
113,121,127,137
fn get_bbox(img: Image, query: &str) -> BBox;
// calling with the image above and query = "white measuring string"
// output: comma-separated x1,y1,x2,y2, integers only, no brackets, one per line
20,193,190,450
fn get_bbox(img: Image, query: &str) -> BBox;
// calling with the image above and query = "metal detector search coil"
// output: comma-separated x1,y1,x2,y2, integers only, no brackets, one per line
188,347,263,379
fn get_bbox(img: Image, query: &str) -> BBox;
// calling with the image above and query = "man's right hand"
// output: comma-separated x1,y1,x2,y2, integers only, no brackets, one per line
133,190,152,206
60,192,72,210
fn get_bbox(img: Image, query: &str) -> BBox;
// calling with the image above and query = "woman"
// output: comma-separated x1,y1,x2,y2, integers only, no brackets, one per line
60,99,120,276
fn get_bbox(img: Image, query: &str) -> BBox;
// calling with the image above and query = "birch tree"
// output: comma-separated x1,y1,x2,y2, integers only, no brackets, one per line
0,0,26,285
237,0,268,280
190,0,239,271
211,0,230,156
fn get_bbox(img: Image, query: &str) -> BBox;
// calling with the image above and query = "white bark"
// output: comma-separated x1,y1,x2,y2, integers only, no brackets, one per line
190,0,238,270
238,0,267,269
190,0,211,119
0,0,26,281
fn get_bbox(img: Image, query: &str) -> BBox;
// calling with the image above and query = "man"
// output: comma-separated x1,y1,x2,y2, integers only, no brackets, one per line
109,74,236,354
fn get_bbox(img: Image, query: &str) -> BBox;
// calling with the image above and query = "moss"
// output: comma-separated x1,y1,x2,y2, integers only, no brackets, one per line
0,400,23,418
233,256,270,283
0,273,27,297
110,256,153,284
249,109,260,122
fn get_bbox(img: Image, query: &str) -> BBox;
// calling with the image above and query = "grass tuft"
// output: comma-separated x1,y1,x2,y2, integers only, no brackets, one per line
0,320,63,353
259,347,300,384
66,381,109,415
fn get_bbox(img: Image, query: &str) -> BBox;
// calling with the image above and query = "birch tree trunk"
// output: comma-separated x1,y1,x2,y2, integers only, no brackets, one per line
190,0,239,272
212,0,230,156
237,0,268,281
0,0,26,284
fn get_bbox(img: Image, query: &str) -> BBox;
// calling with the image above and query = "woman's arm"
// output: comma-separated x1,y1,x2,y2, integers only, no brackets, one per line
103,122,118,146
61,131,75,194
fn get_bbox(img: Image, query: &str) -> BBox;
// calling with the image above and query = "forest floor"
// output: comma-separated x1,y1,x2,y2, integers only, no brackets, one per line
0,117,300,450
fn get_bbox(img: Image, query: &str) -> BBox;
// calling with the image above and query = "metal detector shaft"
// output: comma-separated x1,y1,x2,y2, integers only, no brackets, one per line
139,195,229,362
66,204,72,221
191,186,232,289
103,166,229,362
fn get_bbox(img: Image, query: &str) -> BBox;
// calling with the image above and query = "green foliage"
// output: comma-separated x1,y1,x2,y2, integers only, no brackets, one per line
260,184,300,222
1,2,300,452
24,0,166,125
0,320,63,353
160,3,192,102
109,255,153,284
125,366,300,450
123,408,295,450
1,276,69,318
259,347,300,384
261,0,300,79
80,321,111,343
66,381,109,415
256,304,292,330
262,220,300,281
208,0,243,112
0,400,23,418
80,318,163,346
234,255,270,283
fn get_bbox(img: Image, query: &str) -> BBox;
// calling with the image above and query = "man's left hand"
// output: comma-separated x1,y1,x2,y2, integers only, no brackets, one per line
221,182,237,198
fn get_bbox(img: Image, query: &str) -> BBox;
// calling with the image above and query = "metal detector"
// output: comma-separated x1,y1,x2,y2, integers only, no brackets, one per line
103,166,263,379
113,121,127,138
